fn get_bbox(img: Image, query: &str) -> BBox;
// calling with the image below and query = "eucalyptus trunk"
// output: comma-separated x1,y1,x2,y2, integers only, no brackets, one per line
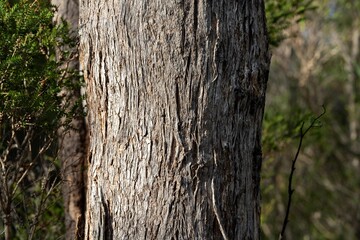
80,1,270,239
52,0,87,239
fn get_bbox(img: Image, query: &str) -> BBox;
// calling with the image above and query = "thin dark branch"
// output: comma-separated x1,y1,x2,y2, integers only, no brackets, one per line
279,106,326,239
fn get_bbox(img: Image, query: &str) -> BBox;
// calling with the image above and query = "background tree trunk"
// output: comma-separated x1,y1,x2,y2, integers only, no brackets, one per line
52,0,87,239
79,1,270,239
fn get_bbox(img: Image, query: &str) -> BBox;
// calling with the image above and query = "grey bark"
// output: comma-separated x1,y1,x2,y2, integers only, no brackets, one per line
52,0,87,239
79,0,270,239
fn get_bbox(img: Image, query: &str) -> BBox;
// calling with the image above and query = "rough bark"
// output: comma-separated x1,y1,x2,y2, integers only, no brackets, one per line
79,0,270,239
52,0,87,239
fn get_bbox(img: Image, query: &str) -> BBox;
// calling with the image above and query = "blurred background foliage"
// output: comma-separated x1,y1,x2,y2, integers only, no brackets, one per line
262,0,360,239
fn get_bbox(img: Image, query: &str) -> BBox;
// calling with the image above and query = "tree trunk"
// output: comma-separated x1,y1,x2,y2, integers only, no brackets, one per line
52,0,87,239
79,1,270,239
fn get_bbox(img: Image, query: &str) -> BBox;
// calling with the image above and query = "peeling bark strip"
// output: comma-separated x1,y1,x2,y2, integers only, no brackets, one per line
79,0,270,239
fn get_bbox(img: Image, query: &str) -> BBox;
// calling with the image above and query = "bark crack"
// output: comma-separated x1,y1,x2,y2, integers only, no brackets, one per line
211,151,229,240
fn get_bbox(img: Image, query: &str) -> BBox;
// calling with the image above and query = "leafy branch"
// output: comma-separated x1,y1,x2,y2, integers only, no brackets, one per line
279,106,326,239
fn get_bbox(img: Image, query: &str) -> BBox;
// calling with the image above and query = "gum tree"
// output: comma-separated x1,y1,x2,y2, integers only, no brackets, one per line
80,1,270,238
51,0,87,238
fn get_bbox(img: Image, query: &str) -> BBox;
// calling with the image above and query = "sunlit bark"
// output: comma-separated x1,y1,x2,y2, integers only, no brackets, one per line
80,1,270,239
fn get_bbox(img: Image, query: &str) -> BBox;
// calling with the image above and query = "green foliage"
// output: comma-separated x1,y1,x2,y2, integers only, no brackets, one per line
328,0,360,28
265,0,316,46
262,109,316,153
0,0,81,238
0,0,79,132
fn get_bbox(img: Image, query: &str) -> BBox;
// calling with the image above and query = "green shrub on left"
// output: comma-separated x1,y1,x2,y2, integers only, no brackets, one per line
0,1,81,239
0,0,79,132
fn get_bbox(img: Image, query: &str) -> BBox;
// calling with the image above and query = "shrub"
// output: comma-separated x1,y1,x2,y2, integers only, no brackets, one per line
0,0,81,239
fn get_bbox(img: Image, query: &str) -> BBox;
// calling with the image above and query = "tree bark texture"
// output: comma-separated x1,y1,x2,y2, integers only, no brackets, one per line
52,0,87,239
79,1,270,239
